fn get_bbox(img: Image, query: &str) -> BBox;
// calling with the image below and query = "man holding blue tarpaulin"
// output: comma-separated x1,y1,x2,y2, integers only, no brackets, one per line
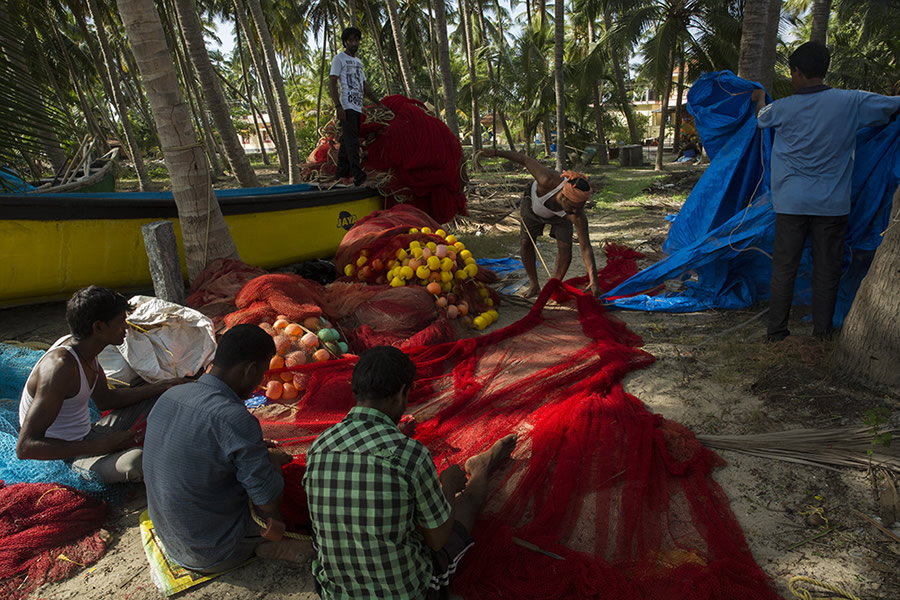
752,41,900,342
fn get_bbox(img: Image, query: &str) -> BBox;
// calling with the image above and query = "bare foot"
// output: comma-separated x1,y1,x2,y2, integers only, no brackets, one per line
255,538,313,563
465,434,517,476
519,284,540,299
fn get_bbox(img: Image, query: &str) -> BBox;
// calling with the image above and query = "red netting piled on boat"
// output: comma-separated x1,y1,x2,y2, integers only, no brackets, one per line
254,279,780,600
305,95,466,223
0,482,108,600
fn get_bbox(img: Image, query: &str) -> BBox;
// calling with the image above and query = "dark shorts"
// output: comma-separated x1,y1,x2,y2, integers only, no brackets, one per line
426,520,475,600
520,187,573,244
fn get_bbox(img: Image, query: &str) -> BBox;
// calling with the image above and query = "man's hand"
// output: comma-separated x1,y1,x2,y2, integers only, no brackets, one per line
439,464,467,497
101,430,137,454
750,89,766,103
268,448,293,468
336,106,346,123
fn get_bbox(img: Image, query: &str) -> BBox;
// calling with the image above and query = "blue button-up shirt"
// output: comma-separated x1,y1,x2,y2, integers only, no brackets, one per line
144,373,283,570
757,87,900,216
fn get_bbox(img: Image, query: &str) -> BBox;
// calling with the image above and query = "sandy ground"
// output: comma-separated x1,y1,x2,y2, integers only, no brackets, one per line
3,161,899,599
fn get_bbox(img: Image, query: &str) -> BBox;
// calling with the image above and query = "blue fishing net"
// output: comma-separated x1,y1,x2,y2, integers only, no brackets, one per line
0,343,109,498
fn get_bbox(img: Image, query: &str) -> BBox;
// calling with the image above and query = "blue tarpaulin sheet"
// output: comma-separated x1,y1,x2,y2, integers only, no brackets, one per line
604,71,900,328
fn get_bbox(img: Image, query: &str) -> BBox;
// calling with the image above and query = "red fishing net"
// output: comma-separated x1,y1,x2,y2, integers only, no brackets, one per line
252,279,780,600
305,95,467,223
0,482,108,600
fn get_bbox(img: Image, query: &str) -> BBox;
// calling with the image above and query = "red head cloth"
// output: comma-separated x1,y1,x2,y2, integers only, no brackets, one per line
561,170,592,204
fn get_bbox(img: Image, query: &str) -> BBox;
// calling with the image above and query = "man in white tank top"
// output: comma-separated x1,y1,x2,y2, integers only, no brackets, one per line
481,149,600,297
17,286,189,483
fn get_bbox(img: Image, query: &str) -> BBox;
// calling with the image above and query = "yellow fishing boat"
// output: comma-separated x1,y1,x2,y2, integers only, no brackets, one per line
0,184,382,306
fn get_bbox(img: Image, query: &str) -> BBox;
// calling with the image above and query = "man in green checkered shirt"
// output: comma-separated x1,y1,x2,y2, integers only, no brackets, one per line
304,346,516,599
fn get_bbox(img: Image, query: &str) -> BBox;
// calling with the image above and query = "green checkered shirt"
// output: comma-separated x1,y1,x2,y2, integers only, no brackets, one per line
304,406,451,599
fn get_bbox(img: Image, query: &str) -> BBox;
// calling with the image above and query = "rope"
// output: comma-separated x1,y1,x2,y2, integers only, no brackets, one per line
788,575,861,600
248,500,310,541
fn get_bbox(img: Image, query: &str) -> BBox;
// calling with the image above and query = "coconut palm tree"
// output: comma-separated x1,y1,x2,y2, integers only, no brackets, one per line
115,0,239,280
433,0,460,136
171,0,259,187
553,0,566,170
808,0,830,43
385,0,415,96
244,0,301,183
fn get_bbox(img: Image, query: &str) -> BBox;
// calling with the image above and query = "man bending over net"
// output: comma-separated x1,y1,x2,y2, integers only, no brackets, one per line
481,148,600,297
304,346,516,599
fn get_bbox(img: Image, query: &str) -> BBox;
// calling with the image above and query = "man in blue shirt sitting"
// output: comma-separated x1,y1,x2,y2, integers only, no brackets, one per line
753,41,900,341
144,325,310,572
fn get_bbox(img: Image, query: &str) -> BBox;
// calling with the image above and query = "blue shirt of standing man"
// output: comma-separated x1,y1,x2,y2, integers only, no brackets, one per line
752,41,900,342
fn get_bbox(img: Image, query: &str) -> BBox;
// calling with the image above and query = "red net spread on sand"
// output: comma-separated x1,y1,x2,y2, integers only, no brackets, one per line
0,483,107,600
254,279,780,600
306,95,466,223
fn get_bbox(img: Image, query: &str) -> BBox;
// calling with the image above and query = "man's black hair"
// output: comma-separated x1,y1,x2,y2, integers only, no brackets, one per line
352,346,416,403
789,41,830,79
572,178,590,192
66,286,129,340
213,324,275,369
342,27,362,43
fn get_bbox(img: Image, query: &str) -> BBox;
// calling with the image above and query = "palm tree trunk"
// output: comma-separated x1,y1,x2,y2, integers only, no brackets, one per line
738,0,770,91
525,0,532,31
433,0,459,136
85,0,155,191
553,0,566,170
834,185,900,390
461,0,481,160
809,0,831,44
760,0,782,93
427,0,441,114
245,0,301,183
542,115,551,157
604,12,639,143
122,46,162,146
235,2,287,174
172,0,258,187
587,20,607,165
655,42,675,171
348,0,358,27
672,44,685,154
235,11,269,165
115,0,239,281
385,0,415,96
315,20,328,138
364,0,394,96
164,0,222,178
475,2,496,149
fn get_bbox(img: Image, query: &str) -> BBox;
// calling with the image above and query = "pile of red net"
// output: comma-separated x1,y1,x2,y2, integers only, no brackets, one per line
253,278,780,600
0,482,108,600
305,95,466,223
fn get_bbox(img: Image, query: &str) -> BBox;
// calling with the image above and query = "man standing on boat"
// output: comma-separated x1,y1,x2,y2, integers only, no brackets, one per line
481,149,601,298
16,286,188,483
329,27,388,187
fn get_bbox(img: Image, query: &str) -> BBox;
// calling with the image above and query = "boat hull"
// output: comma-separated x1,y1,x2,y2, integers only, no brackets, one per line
0,184,381,306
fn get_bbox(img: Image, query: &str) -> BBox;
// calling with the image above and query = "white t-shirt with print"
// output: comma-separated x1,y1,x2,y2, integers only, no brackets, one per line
330,52,366,113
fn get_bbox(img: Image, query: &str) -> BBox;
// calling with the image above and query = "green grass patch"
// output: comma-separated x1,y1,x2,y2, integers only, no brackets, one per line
593,168,667,207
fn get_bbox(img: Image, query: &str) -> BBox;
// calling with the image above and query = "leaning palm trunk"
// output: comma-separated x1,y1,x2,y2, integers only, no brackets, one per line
364,0,393,96
86,0,155,191
245,0,300,183
834,185,900,391
553,0,565,171
655,43,675,171
433,0,459,136
587,21,608,166
234,2,287,174
385,0,415,96
672,46,685,154
460,0,481,162
172,0,258,187
235,12,269,166
116,0,239,281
